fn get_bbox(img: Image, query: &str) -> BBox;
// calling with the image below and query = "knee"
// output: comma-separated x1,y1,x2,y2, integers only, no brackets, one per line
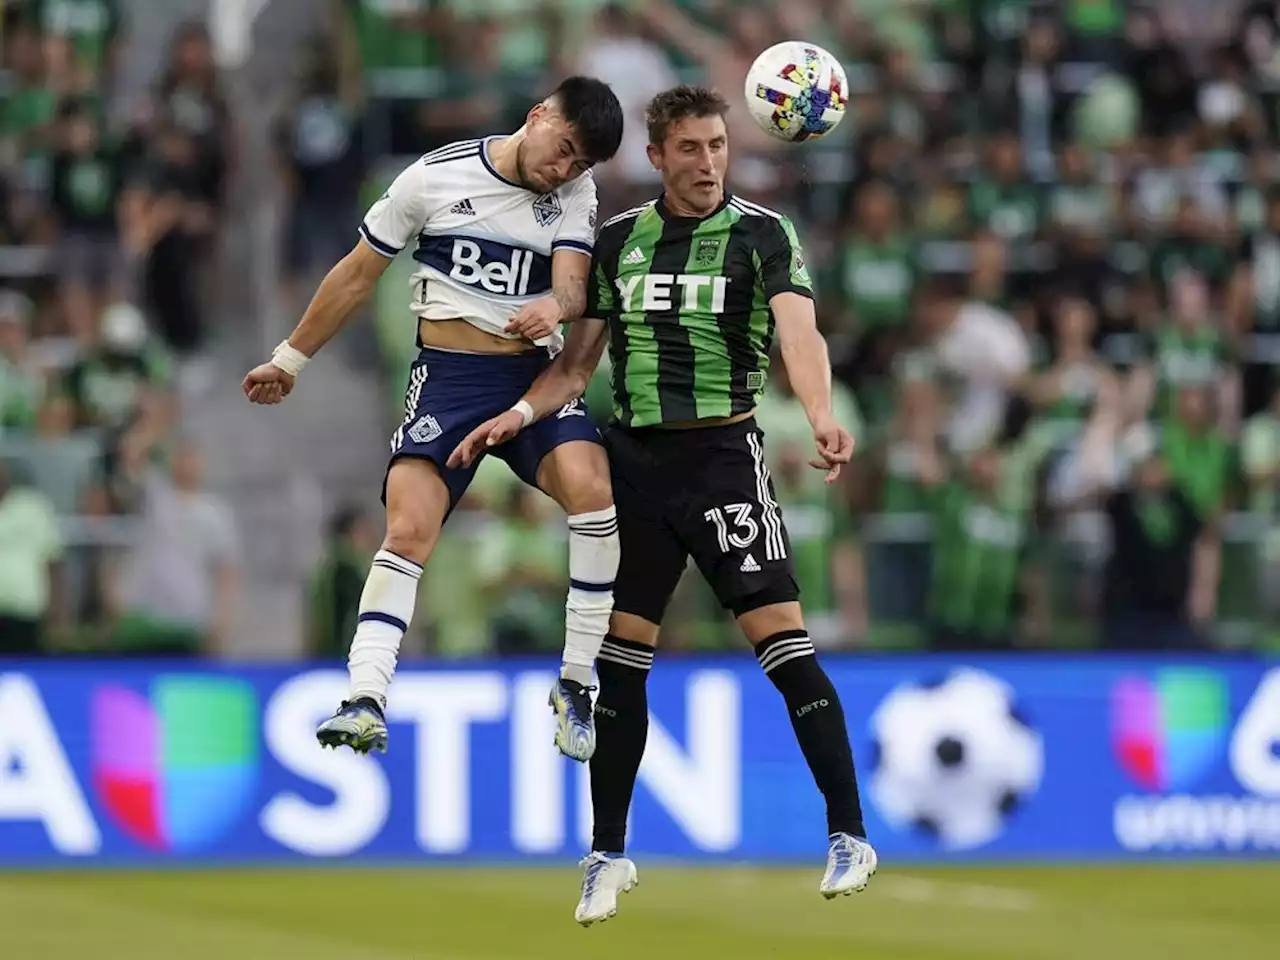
544,445,614,515
563,471,613,516
383,508,439,564
609,611,659,647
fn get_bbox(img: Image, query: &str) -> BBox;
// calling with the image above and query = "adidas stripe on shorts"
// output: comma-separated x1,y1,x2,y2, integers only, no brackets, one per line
603,417,799,623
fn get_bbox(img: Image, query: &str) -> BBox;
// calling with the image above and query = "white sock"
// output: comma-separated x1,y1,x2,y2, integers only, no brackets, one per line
562,506,619,686
348,549,423,707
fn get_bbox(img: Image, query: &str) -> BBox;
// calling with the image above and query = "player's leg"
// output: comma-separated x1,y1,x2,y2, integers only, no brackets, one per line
502,394,619,760
317,351,480,754
533,437,618,760
683,423,876,896
573,428,687,925
316,459,452,754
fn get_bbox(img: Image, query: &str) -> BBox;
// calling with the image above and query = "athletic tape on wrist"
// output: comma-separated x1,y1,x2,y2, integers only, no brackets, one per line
512,400,534,428
271,341,310,377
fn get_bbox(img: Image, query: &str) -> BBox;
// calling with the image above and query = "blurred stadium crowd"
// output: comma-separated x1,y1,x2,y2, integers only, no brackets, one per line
7,0,1280,658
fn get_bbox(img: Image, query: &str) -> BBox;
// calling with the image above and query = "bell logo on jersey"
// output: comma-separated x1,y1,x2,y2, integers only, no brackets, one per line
449,238,536,296
616,274,729,313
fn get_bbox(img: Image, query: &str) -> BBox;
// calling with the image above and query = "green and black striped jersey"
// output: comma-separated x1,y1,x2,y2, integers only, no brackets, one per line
586,193,812,427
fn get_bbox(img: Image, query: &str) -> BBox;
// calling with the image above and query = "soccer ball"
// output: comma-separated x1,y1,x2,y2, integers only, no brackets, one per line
868,668,1044,851
744,41,848,142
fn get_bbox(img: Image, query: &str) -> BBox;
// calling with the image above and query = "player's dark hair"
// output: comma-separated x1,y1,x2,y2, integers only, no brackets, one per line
645,85,730,146
549,76,624,164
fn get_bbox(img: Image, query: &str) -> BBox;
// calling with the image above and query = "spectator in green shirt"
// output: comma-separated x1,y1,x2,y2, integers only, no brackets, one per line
308,505,377,659
835,180,918,337
0,23,58,190
1162,384,1235,524
0,292,45,434
476,484,567,655
62,302,169,432
0,459,64,654
1129,269,1239,428
28,0,123,94
335,0,452,154
927,443,1032,650
968,131,1043,241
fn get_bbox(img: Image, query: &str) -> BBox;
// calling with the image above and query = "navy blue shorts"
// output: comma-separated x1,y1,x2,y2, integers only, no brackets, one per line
386,347,601,507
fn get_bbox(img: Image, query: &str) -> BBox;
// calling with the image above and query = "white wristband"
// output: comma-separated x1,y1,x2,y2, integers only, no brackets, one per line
271,341,310,378
511,400,534,428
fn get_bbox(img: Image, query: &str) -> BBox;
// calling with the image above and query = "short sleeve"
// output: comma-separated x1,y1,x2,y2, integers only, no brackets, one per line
585,257,615,319
552,175,597,256
359,158,432,258
758,215,813,300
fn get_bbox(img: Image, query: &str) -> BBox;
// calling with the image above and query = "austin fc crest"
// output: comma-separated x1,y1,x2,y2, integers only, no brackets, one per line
532,192,563,227
695,237,721,264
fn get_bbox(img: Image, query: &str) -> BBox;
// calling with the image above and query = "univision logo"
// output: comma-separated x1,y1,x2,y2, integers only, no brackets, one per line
1111,669,1228,791
91,676,259,851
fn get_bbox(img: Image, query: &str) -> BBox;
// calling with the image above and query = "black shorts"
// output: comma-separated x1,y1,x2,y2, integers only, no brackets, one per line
605,418,798,623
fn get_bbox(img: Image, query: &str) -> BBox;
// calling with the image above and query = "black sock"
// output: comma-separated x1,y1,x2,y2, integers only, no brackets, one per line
589,634,654,854
755,629,865,839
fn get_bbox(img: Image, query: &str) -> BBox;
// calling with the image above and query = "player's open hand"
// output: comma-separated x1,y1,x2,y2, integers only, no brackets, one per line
242,362,295,405
810,414,855,483
447,408,526,468
504,296,563,341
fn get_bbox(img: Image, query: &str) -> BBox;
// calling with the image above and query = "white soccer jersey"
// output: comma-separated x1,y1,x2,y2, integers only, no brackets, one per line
358,137,597,352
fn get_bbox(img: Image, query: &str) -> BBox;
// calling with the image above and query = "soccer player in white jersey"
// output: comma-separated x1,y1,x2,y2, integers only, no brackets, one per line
243,77,624,761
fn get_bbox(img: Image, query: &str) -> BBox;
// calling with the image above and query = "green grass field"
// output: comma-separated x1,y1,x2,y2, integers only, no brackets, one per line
0,864,1275,959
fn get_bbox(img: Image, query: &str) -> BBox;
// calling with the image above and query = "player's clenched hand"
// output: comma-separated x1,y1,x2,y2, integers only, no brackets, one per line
242,362,294,405
504,296,563,341
447,408,526,468
810,414,855,484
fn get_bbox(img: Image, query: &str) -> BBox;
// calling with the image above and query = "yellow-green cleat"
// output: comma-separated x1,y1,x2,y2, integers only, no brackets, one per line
316,698,388,755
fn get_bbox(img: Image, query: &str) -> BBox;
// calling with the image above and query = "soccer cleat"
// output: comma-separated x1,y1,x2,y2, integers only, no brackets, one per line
819,833,877,898
574,851,639,926
549,678,597,762
315,697,388,755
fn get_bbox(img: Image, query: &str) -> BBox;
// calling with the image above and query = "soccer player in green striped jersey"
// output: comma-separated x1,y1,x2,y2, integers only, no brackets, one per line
450,85,876,922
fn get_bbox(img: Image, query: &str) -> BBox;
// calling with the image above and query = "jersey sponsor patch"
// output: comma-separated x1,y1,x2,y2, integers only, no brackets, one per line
532,192,563,227
414,234,551,298
792,249,810,284
615,273,729,313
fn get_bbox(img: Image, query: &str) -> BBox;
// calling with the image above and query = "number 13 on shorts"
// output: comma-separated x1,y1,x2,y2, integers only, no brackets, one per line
704,503,760,552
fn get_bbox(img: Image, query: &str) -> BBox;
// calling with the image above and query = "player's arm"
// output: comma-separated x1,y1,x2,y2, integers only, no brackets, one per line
505,176,598,342
448,315,608,468
505,249,590,342
761,216,854,483
244,157,429,404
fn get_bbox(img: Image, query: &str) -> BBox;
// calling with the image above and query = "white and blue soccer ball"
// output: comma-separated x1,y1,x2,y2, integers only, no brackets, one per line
744,41,848,142
868,668,1044,851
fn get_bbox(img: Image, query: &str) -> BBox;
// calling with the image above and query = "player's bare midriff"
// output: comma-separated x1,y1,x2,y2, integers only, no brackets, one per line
417,318,536,354
654,410,755,430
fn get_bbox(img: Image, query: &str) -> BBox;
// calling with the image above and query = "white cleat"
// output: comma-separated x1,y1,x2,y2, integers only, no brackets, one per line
819,833,877,898
574,851,639,926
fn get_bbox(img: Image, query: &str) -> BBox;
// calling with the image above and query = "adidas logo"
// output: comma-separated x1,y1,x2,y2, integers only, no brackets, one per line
740,553,761,573
622,246,646,265
450,199,476,216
